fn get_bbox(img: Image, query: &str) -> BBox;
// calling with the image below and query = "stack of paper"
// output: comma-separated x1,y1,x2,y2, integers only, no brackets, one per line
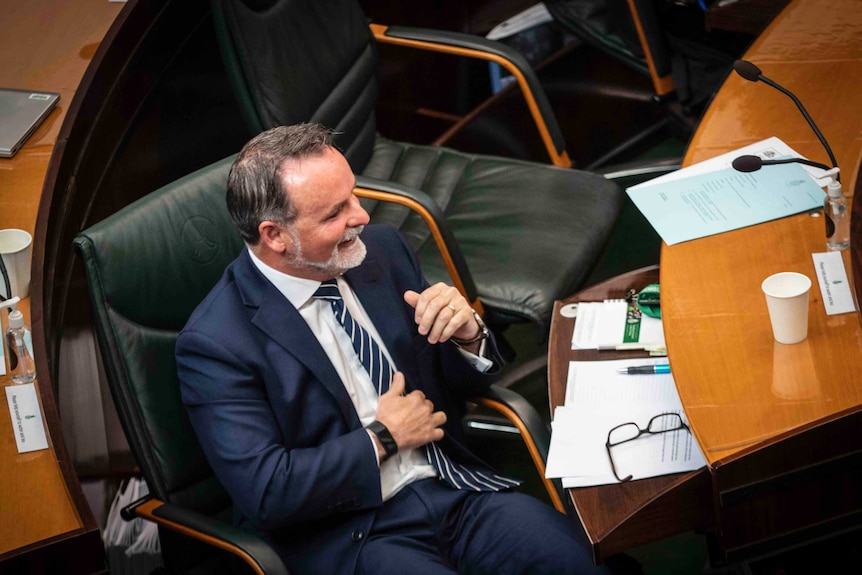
627,137,828,246
545,358,706,487
571,299,665,352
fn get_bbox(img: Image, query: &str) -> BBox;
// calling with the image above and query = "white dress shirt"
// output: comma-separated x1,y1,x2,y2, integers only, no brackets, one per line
249,249,492,501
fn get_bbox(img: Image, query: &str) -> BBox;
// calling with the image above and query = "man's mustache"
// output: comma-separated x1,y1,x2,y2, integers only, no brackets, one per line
342,226,364,242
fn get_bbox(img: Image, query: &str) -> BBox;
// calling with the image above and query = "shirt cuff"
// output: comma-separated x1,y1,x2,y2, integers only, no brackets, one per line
454,339,493,372
365,429,382,468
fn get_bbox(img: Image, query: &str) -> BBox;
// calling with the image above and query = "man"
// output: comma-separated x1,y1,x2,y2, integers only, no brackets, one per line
176,123,612,575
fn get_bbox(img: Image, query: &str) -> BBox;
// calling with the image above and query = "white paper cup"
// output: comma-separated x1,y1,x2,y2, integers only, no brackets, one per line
0,229,33,300
761,272,811,344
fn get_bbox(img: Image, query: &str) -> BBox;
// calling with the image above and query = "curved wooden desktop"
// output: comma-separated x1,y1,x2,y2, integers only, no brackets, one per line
552,0,862,565
2,0,252,570
0,1,122,570
663,0,862,560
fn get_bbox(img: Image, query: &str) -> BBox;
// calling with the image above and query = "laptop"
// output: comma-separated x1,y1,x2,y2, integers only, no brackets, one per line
0,88,60,158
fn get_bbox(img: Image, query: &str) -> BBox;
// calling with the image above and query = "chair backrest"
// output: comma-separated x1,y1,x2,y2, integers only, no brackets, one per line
74,156,242,523
545,0,674,96
211,0,380,171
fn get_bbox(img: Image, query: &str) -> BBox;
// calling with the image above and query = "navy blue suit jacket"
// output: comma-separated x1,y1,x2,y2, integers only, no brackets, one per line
177,224,503,574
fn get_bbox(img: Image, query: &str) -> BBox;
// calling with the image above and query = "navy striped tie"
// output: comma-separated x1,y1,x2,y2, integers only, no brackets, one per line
314,279,393,395
313,279,520,492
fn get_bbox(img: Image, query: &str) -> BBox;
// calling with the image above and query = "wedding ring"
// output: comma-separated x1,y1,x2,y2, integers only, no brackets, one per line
447,303,457,312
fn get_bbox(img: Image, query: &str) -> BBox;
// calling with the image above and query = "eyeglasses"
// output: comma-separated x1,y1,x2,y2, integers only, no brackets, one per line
605,412,691,482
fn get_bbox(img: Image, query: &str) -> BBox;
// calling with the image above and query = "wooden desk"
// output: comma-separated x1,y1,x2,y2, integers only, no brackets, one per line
0,1,122,571
548,267,714,563
551,0,862,564
662,0,862,560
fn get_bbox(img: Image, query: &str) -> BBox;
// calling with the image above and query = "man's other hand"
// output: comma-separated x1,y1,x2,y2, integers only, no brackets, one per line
375,372,446,451
404,283,481,345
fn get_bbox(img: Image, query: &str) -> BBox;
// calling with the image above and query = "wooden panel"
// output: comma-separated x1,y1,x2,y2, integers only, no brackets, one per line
713,410,862,560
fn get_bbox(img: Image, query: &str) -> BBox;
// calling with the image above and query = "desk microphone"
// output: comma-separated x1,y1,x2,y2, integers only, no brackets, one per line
732,60,849,250
732,60,839,180
731,154,830,173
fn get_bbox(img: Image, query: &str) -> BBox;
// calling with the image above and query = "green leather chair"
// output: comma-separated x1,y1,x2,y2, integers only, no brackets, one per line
211,0,623,340
74,156,570,574
544,0,675,99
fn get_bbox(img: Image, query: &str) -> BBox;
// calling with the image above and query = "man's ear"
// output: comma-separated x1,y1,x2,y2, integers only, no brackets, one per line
258,221,290,254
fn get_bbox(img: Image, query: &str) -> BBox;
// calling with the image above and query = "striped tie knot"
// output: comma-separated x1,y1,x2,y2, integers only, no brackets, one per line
313,279,393,395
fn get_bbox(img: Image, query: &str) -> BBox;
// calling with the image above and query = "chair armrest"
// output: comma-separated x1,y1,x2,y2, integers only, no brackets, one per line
354,175,482,314
600,158,680,183
123,495,289,575
370,23,571,169
471,384,568,514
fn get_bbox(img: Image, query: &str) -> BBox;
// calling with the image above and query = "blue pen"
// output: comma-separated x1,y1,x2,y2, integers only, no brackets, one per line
617,364,670,375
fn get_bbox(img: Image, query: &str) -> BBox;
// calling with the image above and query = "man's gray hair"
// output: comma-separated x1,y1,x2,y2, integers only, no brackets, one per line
226,123,336,244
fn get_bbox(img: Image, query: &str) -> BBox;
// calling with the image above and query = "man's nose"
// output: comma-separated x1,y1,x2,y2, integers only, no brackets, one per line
348,196,370,226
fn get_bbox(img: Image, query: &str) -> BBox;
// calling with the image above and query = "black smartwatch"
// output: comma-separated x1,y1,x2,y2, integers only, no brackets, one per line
366,420,398,461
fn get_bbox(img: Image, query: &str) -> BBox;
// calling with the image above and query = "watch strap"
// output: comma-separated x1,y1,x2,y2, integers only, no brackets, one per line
450,309,489,345
366,420,398,461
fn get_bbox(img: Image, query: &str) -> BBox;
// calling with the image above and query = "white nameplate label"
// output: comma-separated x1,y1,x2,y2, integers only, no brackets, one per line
812,251,856,315
5,383,49,453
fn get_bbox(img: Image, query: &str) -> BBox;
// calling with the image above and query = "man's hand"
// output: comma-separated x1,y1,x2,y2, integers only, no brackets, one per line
374,372,446,452
404,283,481,345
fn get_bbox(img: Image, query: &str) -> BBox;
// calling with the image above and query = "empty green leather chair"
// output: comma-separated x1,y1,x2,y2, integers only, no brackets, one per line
211,0,623,338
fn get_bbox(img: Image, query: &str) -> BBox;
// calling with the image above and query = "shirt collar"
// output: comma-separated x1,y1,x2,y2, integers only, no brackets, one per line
246,247,326,309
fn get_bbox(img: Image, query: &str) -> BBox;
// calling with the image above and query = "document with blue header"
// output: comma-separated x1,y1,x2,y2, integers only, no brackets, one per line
627,162,824,246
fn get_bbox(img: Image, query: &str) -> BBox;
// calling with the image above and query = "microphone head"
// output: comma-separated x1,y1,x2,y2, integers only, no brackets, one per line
733,60,763,82
731,155,764,172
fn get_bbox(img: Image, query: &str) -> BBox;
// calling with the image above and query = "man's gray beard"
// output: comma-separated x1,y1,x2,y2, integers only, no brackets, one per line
288,225,367,277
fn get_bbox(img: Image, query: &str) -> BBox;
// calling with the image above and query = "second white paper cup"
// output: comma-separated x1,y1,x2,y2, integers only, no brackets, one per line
0,229,33,300
761,272,811,344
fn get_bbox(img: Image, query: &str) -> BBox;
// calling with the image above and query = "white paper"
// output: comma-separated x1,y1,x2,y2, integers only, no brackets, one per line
545,358,706,486
571,301,665,349
812,251,856,315
5,383,49,453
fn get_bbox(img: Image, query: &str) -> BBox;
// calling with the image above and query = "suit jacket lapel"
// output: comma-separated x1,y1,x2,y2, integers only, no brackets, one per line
234,252,361,428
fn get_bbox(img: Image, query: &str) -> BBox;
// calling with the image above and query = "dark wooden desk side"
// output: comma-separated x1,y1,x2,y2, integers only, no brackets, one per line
712,401,862,563
548,266,713,563
2,0,249,569
850,155,862,324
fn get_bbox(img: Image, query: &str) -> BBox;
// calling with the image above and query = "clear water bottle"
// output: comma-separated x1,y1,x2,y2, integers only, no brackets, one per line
825,179,850,251
2,297,36,384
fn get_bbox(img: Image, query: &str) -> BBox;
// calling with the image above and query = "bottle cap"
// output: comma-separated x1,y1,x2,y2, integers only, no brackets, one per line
827,179,843,198
1,296,23,327
8,308,23,329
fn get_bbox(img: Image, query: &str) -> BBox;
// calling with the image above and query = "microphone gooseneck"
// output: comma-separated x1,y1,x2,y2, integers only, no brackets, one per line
732,59,839,180
732,154,831,173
